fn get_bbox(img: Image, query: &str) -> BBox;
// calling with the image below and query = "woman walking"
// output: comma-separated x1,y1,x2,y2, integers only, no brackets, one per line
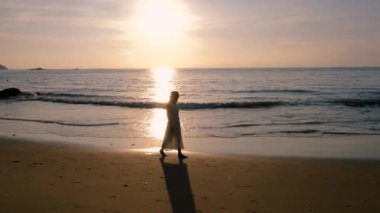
160,91,188,158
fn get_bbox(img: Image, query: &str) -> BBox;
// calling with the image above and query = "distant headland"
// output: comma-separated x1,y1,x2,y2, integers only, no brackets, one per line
0,64,8,70
30,67,45,70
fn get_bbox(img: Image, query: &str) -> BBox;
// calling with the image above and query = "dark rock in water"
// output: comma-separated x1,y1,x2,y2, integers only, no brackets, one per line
30,67,44,70
0,88,22,99
0,64,7,70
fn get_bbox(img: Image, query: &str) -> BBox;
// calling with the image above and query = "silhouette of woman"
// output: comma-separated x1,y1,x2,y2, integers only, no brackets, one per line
160,91,188,158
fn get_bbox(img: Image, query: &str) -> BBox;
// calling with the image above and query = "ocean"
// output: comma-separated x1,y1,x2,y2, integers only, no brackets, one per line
1,67,380,142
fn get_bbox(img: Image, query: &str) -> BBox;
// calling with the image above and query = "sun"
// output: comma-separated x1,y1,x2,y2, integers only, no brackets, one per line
134,0,193,41
126,0,197,67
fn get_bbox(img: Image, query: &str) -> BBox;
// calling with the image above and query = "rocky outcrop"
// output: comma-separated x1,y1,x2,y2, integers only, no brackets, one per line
30,67,44,70
0,88,22,99
0,64,7,70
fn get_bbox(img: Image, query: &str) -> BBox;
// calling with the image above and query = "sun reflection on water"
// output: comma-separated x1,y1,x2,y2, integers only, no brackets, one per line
151,67,174,102
148,67,175,139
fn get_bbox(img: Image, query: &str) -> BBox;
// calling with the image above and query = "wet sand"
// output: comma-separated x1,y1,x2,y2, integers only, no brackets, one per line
1,136,380,212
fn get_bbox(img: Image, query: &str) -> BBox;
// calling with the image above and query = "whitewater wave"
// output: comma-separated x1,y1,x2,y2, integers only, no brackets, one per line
6,91,284,109
3,91,380,109
266,130,380,136
0,116,119,127
36,98,283,109
328,99,380,107
232,89,317,94
224,121,328,128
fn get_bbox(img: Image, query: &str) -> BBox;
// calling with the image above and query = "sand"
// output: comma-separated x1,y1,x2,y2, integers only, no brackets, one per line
1,137,380,213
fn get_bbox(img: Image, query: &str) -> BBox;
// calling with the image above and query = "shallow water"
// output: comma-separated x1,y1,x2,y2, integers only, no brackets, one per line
0,67,380,140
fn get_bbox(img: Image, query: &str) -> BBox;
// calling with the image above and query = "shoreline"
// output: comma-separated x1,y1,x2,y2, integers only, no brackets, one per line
1,136,380,212
1,133,380,160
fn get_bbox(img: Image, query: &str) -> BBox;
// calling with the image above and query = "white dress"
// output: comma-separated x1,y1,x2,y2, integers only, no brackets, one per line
161,103,184,150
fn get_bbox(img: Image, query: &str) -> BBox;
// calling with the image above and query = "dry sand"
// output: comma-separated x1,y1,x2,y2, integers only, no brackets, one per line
1,137,380,213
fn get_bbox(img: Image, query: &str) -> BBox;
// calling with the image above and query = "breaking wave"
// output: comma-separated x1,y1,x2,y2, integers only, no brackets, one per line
232,89,317,94
328,99,380,107
3,91,380,109
0,116,119,127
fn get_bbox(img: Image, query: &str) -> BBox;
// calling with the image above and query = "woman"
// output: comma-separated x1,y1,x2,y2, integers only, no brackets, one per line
160,91,188,158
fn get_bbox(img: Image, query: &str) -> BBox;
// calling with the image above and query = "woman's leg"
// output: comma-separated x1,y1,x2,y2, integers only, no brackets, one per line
160,148,167,157
178,148,187,158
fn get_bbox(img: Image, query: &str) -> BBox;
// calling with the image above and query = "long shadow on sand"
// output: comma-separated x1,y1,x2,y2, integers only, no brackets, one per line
160,158,196,213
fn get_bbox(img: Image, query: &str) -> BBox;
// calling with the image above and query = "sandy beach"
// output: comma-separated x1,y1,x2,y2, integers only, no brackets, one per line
2,0,380,212
0,136,379,213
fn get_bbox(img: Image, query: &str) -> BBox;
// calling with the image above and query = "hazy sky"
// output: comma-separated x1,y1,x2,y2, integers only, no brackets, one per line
1,0,380,69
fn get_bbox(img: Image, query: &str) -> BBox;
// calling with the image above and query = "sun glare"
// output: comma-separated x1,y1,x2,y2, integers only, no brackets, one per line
127,0,197,67
134,0,193,41
148,109,167,139
148,67,175,139
151,67,174,102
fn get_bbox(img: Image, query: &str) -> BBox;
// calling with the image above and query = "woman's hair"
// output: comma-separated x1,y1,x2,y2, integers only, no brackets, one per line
171,91,179,97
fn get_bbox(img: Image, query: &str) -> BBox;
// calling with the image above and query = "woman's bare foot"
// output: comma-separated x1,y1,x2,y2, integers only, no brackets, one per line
160,149,167,157
178,153,188,159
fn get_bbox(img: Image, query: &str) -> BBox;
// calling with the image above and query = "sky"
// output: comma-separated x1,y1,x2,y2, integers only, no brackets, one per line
0,0,380,69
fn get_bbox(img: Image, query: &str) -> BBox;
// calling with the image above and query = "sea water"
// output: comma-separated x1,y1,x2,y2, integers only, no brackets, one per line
0,67,379,142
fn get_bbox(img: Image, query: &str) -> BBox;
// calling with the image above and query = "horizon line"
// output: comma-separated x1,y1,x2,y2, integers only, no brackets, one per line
2,65,380,70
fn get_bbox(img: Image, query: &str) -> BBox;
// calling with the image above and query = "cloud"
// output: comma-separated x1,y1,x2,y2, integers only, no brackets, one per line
1,0,380,68
0,0,133,32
